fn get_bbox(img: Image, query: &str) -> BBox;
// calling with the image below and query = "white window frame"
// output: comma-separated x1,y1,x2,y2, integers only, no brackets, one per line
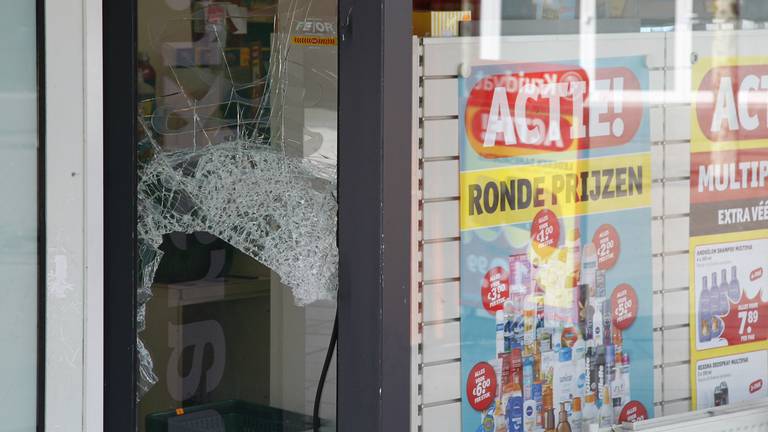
44,0,103,430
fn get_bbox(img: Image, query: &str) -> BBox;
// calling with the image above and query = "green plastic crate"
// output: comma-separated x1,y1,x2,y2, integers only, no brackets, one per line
146,400,319,432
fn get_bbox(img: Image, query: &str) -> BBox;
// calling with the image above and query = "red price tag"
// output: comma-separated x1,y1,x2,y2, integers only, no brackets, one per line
466,362,497,411
611,283,638,330
481,267,509,314
618,401,649,423
531,209,560,259
721,290,768,346
593,224,620,270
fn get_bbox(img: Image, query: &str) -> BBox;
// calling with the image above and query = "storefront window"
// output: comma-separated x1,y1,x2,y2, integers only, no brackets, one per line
134,1,337,430
0,1,39,430
415,1,768,430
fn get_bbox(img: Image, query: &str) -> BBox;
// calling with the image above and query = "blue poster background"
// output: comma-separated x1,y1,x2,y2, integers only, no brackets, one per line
459,57,654,431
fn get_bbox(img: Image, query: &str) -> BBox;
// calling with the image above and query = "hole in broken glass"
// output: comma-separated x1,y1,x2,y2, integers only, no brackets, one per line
135,0,338,400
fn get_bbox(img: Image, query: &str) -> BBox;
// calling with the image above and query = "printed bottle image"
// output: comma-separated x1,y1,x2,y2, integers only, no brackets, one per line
719,268,730,315
714,381,729,407
601,300,612,346
585,299,595,341
523,356,534,400
506,390,524,432
581,393,598,432
581,242,598,292
523,399,537,431
556,402,573,432
533,382,544,428
595,270,607,298
497,310,506,355
480,409,495,432
598,386,613,427
494,396,507,432
699,275,711,342
729,265,740,302
585,344,594,394
592,301,604,347
710,272,722,337
544,407,557,432
566,229,582,286
571,397,583,429
620,353,631,404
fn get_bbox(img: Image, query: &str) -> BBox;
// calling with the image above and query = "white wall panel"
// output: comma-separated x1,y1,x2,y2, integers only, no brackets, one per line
662,290,690,328
663,254,689,290
423,321,461,363
423,200,460,240
423,79,459,117
663,217,690,252
423,159,459,199
664,180,690,215
423,281,461,323
665,105,691,141
423,241,460,281
663,363,691,402
422,403,462,432
422,362,461,404
663,326,691,364
424,119,460,158
664,142,691,178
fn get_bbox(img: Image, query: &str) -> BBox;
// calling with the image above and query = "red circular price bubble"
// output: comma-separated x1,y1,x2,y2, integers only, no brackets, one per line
593,224,620,270
619,401,649,423
611,283,638,330
482,267,510,314
466,362,497,411
531,209,560,259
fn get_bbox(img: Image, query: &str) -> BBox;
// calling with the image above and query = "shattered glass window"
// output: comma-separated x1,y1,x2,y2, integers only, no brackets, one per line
135,1,338,430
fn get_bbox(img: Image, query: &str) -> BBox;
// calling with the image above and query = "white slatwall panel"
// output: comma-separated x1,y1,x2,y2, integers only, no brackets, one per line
415,30,768,431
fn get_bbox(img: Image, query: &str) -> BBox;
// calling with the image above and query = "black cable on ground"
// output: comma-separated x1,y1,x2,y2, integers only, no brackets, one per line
313,310,338,431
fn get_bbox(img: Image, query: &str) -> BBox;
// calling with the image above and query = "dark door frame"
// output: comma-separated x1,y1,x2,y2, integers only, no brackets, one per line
103,0,412,431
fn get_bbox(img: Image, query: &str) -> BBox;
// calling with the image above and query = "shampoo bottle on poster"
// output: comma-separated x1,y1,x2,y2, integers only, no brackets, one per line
581,243,597,291
556,402,572,432
598,386,613,427
729,266,740,301
620,354,631,406
506,391,524,432
523,399,537,431
719,269,730,315
571,397,583,430
592,301,604,347
699,276,711,342
581,393,597,432
710,272,722,337
497,310,506,355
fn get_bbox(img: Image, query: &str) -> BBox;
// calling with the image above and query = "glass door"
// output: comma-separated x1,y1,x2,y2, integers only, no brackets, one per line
133,1,338,431
0,0,42,430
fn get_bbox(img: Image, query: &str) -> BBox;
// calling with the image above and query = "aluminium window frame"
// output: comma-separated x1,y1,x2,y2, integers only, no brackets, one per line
102,0,413,431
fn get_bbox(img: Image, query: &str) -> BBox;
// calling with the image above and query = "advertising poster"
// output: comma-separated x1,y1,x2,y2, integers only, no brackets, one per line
459,57,655,432
690,57,768,409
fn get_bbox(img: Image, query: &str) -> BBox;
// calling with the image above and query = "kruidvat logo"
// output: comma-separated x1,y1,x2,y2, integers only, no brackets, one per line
464,64,643,159
696,65,768,142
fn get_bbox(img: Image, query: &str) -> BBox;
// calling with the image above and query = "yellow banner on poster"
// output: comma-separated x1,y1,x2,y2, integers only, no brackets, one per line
460,153,651,230
691,56,768,153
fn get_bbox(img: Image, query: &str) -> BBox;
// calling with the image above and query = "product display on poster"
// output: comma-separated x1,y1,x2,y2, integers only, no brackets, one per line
695,351,768,409
459,57,654,432
689,57,768,409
